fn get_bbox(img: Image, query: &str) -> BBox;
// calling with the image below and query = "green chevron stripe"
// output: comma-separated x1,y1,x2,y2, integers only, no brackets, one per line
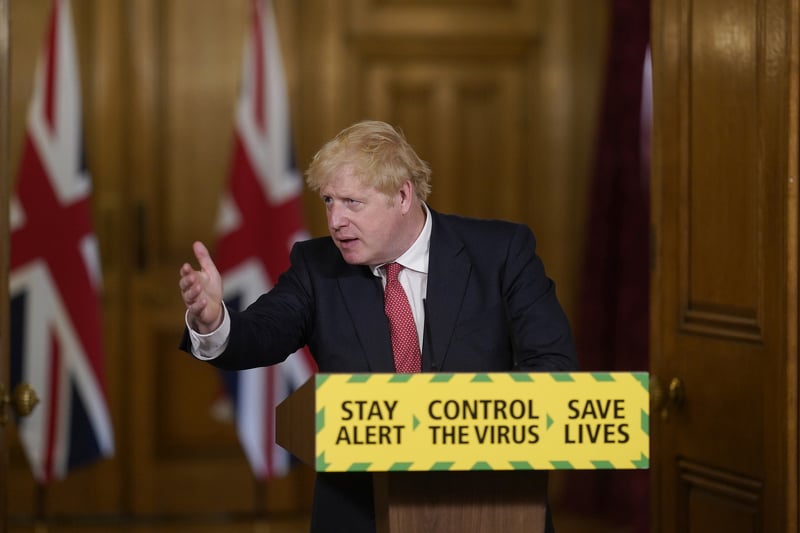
431,462,455,471
591,372,615,382
316,452,330,471
591,460,615,469
389,462,413,471
510,373,534,382
641,409,649,436
347,463,372,472
347,374,371,383
430,374,454,383
509,461,534,470
633,453,649,469
471,462,493,470
551,373,575,382
388,374,413,383
633,372,649,391
471,374,493,382
316,374,329,389
316,407,325,433
551,460,574,469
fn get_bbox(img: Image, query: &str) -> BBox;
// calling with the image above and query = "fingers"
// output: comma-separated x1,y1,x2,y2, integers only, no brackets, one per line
180,241,224,332
193,241,220,278
178,263,195,290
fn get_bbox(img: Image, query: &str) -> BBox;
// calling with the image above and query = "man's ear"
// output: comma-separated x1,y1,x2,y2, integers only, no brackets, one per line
398,180,414,213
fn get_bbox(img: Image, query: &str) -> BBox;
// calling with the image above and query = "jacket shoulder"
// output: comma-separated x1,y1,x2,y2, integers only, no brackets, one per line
431,210,535,250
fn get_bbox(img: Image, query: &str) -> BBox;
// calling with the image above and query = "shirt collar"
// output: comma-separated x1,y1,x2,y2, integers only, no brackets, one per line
370,203,432,277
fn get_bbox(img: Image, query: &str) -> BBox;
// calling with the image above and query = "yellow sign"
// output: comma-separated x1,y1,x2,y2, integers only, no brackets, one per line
313,372,649,472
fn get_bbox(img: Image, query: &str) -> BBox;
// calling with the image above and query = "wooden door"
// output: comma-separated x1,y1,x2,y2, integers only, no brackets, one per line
650,0,798,531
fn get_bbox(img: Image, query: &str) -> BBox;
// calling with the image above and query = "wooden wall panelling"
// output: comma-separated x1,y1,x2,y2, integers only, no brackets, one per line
126,0,315,518
349,0,537,37
349,0,608,323
349,0,539,227
530,0,608,321
357,40,529,220
295,0,356,237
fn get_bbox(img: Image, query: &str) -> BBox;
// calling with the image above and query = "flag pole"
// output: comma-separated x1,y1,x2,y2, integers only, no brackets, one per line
252,477,271,532
254,476,268,518
34,483,48,532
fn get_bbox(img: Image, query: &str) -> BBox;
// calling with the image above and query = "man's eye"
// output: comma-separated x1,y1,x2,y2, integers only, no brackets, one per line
322,196,332,205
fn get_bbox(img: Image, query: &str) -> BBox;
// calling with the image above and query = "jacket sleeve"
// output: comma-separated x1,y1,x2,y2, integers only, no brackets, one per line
503,224,579,372
203,242,315,371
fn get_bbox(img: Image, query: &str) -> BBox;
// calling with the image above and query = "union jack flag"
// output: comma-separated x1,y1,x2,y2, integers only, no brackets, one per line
9,0,114,483
215,0,316,480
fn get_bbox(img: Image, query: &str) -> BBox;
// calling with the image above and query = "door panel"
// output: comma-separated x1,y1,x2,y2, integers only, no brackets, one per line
651,0,797,530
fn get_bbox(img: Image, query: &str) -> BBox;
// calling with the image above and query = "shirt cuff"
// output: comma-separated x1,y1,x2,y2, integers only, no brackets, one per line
186,304,230,360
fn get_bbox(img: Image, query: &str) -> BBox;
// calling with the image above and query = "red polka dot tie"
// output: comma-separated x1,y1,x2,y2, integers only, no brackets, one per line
384,262,421,373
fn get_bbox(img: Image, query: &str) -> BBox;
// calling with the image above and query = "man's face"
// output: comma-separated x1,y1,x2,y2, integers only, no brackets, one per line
320,166,409,266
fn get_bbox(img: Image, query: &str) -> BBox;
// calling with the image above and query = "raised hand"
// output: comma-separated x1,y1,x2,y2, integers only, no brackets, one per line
179,241,224,333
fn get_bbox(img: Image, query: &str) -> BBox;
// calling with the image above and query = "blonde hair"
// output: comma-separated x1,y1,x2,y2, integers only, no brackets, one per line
305,120,432,201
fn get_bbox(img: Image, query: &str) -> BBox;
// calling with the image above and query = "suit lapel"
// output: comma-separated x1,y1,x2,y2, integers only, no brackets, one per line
338,267,396,372
423,211,470,371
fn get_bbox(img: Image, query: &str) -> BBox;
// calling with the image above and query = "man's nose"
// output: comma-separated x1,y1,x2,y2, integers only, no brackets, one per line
329,204,348,229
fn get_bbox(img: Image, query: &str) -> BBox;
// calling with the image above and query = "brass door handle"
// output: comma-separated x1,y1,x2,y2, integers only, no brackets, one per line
650,376,685,420
0,382,40,427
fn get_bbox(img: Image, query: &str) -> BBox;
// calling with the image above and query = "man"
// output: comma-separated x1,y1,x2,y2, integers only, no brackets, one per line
179,120,578,532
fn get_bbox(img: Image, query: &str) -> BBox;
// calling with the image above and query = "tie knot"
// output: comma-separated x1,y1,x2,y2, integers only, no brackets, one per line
385,262,403,282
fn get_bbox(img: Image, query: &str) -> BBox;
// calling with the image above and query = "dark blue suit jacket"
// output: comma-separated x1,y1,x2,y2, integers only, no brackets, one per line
182,208,577,531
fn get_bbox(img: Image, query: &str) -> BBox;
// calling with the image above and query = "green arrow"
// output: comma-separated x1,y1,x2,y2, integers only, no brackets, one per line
316,452,330,471
546,414,553,430
316,407,325,433
413,415,420,430
633,372,649,391
633,453,649,469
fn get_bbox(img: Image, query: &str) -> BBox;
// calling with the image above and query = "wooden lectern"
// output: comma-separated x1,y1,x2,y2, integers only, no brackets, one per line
276,372,649,533
371,470,547,532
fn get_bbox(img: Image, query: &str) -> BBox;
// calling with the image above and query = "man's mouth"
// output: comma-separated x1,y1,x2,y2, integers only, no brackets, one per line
338,237,358,248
